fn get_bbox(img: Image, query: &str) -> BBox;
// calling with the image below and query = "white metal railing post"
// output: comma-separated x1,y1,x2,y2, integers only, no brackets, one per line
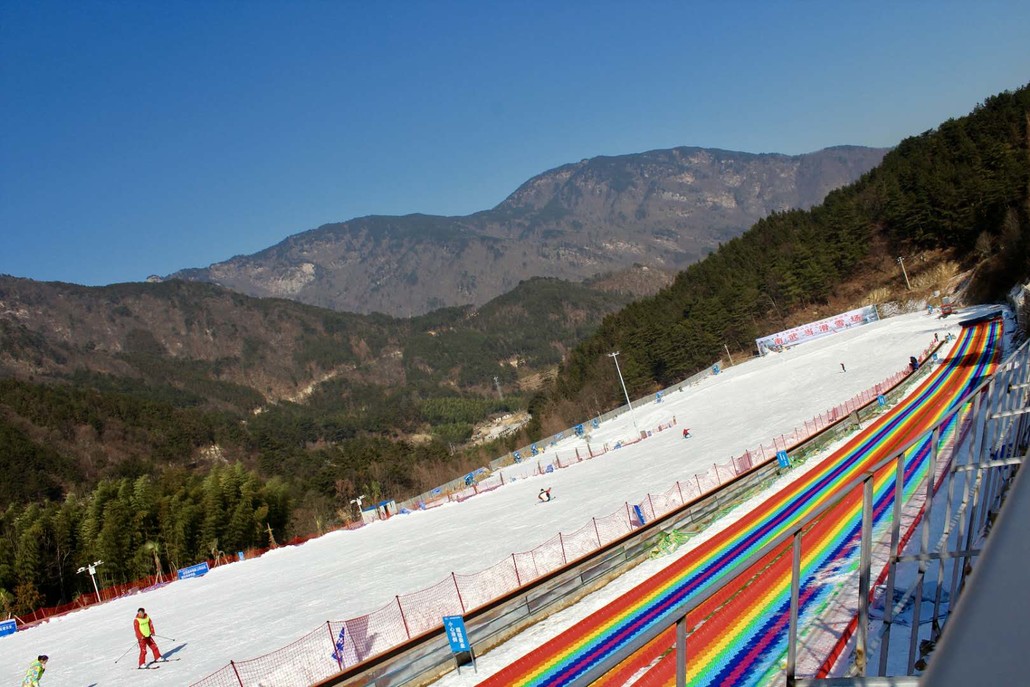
877,449,908,674
857,474,874,675
786,529,802,684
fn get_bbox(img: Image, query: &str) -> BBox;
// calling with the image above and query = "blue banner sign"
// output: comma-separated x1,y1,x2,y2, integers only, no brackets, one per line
877,394,887,407
330,627,346,663
177,561,210,580
443,615,470,653
0,619,16,637
632,504,646,526
777,450,791,468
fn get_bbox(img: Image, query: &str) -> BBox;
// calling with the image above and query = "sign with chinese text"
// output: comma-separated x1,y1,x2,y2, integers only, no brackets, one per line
756,305,879,355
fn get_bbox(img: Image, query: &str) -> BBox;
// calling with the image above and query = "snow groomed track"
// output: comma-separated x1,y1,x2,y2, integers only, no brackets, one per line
479,319,1002,687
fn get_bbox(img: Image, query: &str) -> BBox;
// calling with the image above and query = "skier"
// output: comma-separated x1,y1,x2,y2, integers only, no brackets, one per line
22,655,47,686
134,607,162,668
538,488,552,502
682,428,691,439
840,362,846,372
909,355,919,372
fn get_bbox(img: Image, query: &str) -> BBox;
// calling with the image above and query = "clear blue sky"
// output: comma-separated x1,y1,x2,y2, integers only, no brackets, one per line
2,1,1028,286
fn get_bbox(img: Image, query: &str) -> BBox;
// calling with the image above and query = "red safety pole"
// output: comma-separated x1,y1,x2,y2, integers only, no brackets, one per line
396,597,411,638
328,621,343,670
231,660,244,687
452,572,466,613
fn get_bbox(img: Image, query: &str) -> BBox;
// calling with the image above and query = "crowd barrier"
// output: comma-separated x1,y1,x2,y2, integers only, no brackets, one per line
189,342,937,687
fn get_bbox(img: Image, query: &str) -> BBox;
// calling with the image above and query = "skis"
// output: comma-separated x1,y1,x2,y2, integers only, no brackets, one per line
141,657,181,669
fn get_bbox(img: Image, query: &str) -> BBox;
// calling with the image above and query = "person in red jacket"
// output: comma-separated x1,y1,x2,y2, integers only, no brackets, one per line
134,608,162,668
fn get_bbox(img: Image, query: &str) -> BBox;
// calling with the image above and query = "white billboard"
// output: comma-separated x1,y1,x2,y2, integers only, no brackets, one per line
756,305,879,355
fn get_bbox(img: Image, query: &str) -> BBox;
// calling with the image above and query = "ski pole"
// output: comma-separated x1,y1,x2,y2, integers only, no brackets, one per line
114,642,137,663
155,633,176,641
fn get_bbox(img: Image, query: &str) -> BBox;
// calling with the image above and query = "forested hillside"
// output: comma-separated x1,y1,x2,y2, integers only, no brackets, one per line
545,85,1030,428
0,277,631,614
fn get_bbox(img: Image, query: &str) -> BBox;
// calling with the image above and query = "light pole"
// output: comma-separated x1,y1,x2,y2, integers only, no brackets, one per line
77,560,103,604
897,256,912,290
608,351,639,436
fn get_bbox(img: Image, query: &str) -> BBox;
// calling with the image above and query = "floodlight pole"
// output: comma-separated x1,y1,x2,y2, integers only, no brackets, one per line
608,352,639,436
897,256,912,290
77,560,103,604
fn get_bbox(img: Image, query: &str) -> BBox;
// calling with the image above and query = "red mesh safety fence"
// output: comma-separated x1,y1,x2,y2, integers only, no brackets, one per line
450,485,477,502
693,471,720,496
560,519,602,561
593,510,632,545
675,478,701,504
231,624,339,687
649,483,684,520
189,663,245,687
397,576,465,636
512,549,543,584
455,557,520,612
733,450,754,475
356,598,410,659
530,533,567,576
475,473,504,491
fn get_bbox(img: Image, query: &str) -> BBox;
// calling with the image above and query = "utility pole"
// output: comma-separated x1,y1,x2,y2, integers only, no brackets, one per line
897,256,912,290
608,351,639,436
77,560,103,604
723,343,735,366
493,376,503,400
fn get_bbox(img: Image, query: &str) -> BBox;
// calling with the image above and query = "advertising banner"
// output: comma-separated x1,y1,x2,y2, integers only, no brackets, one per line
756,305,879,355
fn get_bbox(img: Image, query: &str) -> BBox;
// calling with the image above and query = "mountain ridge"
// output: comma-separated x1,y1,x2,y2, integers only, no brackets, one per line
168,145,887,315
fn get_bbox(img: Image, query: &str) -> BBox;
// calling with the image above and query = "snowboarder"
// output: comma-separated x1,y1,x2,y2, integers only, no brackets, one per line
22,655,47,686
538,488,552,502
134,608,162,668
909,356,919,372
682,428,692,439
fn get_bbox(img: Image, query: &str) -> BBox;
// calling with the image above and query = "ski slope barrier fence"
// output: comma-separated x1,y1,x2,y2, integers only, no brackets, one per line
186,344,939,686
475,319,1001,687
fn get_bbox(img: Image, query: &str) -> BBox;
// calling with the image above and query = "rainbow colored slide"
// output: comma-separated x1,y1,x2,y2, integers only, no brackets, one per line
480,319,1001,686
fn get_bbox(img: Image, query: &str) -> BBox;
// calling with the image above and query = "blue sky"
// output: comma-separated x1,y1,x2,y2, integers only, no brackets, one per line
2,1,1028,286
